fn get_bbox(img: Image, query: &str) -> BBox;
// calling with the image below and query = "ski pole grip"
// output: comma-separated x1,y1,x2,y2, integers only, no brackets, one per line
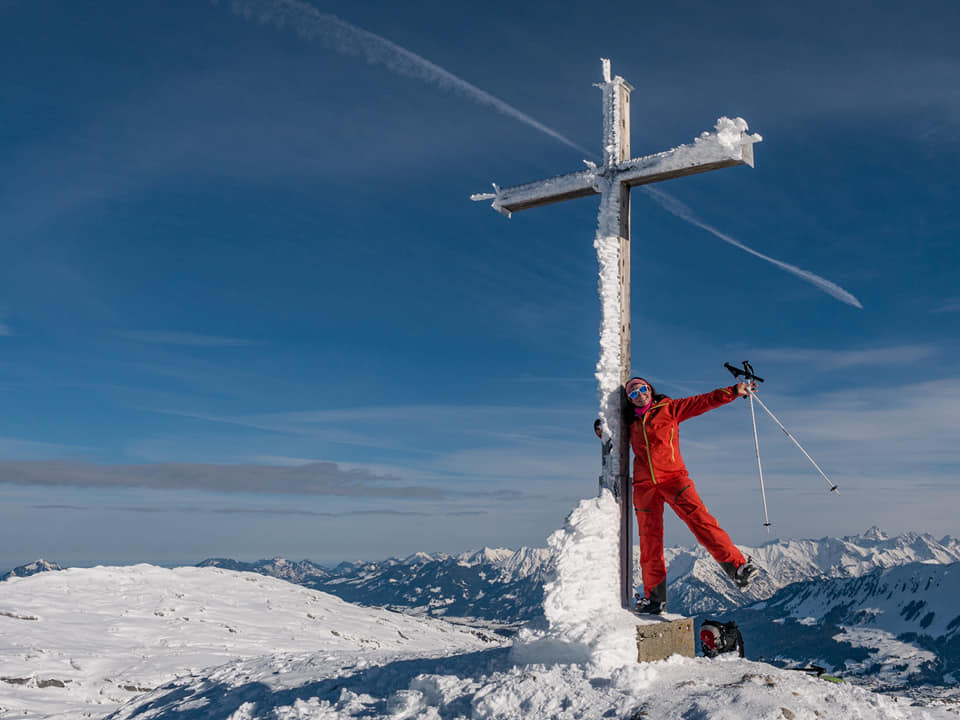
724,361,764,383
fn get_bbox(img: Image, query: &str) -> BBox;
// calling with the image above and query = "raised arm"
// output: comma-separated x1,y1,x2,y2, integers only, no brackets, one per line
672,385,748,423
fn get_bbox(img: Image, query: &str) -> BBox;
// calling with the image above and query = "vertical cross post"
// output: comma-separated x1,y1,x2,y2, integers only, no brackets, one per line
597,59,634,607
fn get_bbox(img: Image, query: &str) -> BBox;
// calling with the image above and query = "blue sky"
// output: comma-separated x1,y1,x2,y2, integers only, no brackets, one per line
1,0,958,571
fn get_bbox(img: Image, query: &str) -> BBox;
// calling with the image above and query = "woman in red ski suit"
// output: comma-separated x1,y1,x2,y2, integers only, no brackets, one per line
625,376,757,614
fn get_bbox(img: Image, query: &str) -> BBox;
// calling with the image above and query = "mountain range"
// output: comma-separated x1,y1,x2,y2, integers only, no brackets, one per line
195,527,960,692
7,528,960,693
197,547,555,628
194,527,960,622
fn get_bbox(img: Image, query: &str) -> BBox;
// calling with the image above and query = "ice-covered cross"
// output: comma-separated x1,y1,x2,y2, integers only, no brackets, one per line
472,59,761,607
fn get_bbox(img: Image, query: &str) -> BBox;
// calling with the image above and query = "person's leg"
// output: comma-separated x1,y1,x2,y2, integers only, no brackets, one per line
634,482,667,604
664,476,746,570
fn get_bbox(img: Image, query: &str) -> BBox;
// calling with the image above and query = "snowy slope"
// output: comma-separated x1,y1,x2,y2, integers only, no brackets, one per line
772,562,960,639
107,496,959,720
728,561,960,689
3,502,958,720
0,566,497,719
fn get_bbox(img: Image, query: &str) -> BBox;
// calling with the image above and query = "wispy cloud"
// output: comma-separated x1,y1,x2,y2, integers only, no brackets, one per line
121,331,255,347
0,436,90,459
0,458,538,501
754,378,960,469
162,404,582,426
641,187,863,308
33,503,440,517
749,344,940,370
246,455,323,467
426,445,594,484
933,299,960,313
0,460,438,498
683,377,960,478
0,321,10,336
223,0,592,157
155,404,586,455
503,376,595,384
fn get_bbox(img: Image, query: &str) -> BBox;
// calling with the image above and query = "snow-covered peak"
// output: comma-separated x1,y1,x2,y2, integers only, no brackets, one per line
0,557,63,582
402,551,438,565
459,546,515,565
860,525,890,541
663,528,960,615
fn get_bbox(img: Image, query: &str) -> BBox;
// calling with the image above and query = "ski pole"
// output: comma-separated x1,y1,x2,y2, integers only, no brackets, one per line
723,361,774,528
747,388,772,531
750,392,839,494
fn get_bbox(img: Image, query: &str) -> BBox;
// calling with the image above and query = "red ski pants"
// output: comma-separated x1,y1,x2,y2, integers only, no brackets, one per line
634,475,745,597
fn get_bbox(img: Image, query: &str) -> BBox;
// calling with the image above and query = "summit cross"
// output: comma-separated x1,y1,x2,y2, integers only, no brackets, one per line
472,59,761,608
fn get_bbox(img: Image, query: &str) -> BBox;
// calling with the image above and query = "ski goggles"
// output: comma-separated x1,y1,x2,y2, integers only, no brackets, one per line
627,385,649,399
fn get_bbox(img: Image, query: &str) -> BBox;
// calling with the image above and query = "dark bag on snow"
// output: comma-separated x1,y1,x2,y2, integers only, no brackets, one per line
699,619,744,658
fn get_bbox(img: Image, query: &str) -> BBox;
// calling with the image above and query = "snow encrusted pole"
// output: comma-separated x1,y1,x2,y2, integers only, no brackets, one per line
594,59,634,609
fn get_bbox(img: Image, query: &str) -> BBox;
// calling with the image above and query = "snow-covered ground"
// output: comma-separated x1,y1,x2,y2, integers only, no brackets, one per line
835,627,939,683
0,565,496,718
108,653,960,720
3,493,959,719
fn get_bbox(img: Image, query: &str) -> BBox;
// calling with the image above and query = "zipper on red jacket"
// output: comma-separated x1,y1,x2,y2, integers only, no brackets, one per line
641,414,657,485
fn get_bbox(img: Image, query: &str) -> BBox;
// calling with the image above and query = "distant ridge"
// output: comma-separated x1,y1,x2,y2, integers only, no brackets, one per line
8,529,959,621
199,546,554,627
195,528,960,623
665,526,960,614
1,558,62,582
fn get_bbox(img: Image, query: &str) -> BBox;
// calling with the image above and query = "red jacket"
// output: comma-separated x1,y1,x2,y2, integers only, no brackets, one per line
630,386,739,485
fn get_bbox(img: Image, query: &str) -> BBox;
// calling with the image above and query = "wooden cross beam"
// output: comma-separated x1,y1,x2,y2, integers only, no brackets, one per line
472,59,761,609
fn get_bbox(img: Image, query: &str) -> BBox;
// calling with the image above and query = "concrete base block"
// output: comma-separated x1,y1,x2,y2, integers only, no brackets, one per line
636,616,695,662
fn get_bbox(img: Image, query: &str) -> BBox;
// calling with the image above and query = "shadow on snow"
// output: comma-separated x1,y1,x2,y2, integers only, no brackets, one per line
105,647,514,720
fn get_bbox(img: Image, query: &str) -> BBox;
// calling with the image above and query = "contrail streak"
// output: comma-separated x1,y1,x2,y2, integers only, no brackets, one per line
223,0,593,156
642,187,863,308
224,0,861,309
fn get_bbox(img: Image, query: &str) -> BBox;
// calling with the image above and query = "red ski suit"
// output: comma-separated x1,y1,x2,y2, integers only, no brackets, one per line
630,386,747,601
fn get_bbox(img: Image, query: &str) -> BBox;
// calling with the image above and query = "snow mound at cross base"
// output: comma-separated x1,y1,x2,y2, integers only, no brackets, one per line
512,490,640,671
